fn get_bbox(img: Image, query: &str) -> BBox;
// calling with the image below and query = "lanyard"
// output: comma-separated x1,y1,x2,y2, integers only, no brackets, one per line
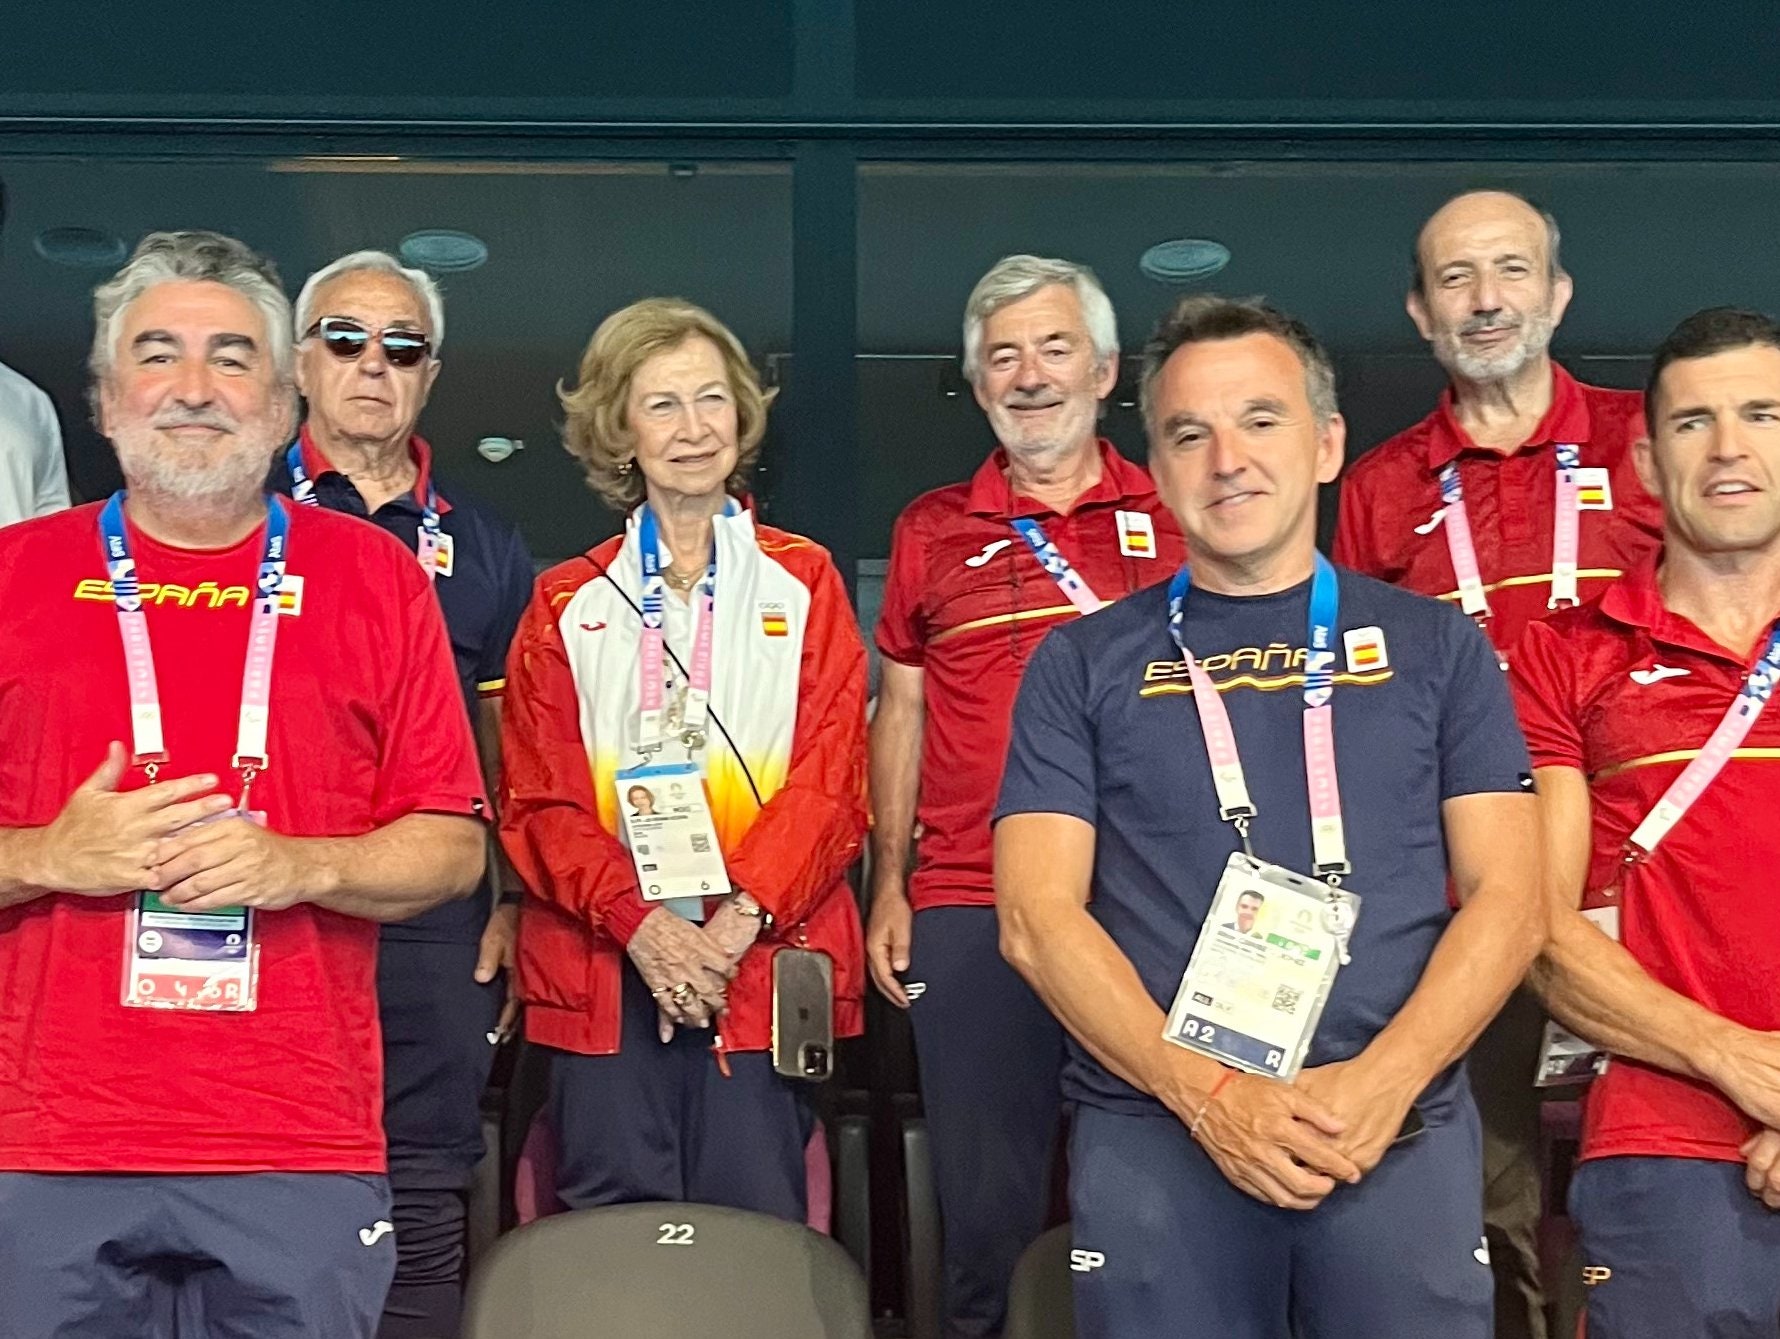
636,502,735,755
1010,517,1104,616
1167,554,1349,881
99,492,289,807
1626,623,1780,857
1436,443,1583,622
286,442,443,583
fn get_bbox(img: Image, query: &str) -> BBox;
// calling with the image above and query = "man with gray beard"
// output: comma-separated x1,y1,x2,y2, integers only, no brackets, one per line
869,255,1185,1339
0,231,486,1339
1333,190,1662,1339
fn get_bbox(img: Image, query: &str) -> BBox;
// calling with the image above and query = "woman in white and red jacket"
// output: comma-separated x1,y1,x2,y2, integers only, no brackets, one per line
501,298,867,1222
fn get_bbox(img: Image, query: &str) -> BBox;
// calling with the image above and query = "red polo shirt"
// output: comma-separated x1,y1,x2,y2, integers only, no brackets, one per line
876,441,1186,910
1511,563,1780,1163
1334,364,1661,661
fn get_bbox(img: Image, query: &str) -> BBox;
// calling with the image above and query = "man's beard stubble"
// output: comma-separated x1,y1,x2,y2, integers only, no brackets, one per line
110,410,284,510
1435,303,1558,384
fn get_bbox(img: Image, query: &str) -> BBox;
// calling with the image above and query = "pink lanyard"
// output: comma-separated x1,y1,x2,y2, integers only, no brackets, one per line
1166,554,1349,882
1436,443,1583,623
636,504,730,755
1627,623,1780,857
99,492,288,806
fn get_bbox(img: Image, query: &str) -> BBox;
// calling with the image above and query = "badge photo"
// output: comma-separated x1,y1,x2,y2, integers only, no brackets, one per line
1115,509,1156,559
1571,467,1613,511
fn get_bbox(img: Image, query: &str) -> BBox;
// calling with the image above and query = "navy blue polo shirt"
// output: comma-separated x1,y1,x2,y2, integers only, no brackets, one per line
271,426,534,942
994,565,1529,1115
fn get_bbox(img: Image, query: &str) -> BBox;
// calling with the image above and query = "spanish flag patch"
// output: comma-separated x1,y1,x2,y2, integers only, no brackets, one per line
275,574,305,617
1115,509,1156,558
1572,467,1613,511
1343,624,1387,672
759,603,790,637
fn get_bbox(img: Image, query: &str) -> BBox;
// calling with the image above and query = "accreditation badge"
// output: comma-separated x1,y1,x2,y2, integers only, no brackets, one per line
615,760,732,918
1162,852,1359,1080
1534,903,1620,1086
122,809,264,1013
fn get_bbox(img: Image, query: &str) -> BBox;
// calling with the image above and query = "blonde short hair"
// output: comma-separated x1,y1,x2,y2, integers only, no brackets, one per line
558,298,777,511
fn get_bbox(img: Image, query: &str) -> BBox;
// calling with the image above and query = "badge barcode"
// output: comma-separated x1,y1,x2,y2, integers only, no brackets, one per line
689,834,711,854
1270,984,1302,1014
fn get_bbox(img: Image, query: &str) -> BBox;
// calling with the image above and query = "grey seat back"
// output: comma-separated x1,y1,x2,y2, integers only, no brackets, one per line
1003,1223,1077,1339
461,1201,873,1339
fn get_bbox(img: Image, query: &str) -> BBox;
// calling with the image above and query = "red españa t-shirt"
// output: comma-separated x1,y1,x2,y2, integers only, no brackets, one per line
1334,364,1661,662
1511,565,1780,1163
0,499,485,1174
876,442,1186,910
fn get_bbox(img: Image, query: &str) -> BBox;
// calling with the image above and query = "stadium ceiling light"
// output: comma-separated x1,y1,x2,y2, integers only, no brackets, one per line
33,226,128,268
397,229,489,273
1139,238,1232,284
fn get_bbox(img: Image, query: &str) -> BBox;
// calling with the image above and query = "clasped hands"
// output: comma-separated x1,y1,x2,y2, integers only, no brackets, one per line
31,747,315,911
627,897,764,1039
1180,1052,1422,1212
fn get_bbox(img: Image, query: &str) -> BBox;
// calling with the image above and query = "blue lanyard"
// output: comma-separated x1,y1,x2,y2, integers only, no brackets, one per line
1167,552,1340,710
286,441,441,557
1009,516,1103,615
637,504,719,626
1437,443,1580,505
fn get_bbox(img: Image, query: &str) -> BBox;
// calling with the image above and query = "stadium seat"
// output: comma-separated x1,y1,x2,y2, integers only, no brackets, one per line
901,1113,943,1339
461,1201,873,1338
1003,1223,1076,1339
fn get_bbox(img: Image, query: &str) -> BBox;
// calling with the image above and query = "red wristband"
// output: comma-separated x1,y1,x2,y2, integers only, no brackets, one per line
1189,1068,1238,1138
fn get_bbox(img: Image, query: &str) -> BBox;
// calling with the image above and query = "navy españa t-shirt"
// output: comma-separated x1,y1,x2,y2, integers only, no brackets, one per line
994,567,1530,1115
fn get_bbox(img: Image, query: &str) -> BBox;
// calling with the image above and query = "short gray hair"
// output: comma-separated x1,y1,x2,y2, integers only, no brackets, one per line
962,254,1118,383
294,250,445,351
1139,294,1339,432
90,231,293,390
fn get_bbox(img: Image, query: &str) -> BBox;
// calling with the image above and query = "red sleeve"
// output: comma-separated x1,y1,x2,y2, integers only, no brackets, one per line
1508,619,1585,771
726,551,869,928
373,570,487,825
498,574,651,946
1330,469,1375,572
875,506,928,666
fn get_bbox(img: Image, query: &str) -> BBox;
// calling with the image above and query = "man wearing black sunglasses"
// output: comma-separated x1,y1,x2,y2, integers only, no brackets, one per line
274,250,534,1339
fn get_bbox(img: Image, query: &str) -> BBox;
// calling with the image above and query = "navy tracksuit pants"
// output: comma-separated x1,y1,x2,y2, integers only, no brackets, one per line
0,1171,395,1338
907,905,1066,1339
547,961,815,1223
1068,1088,1493,1338
375,936,503,1339
1572,1155,1780,1338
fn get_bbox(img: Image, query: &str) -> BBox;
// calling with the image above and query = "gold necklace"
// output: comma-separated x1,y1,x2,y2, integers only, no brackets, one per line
663,567,700,592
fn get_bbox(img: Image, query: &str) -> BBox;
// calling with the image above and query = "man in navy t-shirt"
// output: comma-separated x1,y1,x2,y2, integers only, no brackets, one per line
994,295,1543,1339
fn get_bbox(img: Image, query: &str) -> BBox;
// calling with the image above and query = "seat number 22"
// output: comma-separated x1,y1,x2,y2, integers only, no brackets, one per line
656,1223,695,1246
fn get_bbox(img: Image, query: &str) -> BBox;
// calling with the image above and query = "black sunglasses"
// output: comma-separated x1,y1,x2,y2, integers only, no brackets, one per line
305,316,433,369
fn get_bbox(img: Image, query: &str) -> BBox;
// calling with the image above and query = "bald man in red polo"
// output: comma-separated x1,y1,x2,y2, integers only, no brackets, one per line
1333,190,1662,1339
